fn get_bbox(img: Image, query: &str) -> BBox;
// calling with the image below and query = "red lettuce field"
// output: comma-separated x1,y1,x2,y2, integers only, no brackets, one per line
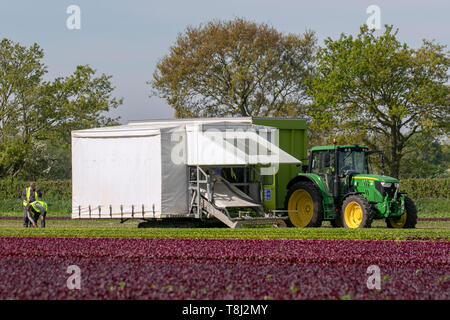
0,237,448,300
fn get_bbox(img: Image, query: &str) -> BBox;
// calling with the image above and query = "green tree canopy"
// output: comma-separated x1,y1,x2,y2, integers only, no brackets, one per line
0,38,123,179
309,25,449,178
150,18,317,117
400,133,449,178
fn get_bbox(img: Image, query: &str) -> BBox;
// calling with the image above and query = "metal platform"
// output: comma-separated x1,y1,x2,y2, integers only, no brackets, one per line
190,167,287,228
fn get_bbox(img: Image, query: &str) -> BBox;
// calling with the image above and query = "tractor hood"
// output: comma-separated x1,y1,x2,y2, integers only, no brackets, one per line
351,174,398,183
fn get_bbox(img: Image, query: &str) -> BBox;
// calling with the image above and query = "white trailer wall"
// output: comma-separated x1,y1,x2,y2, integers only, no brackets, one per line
72,127,188,219
160,126,189,216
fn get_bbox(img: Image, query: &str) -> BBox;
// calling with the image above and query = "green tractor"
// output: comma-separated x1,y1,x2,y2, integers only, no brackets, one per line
284,142,417,229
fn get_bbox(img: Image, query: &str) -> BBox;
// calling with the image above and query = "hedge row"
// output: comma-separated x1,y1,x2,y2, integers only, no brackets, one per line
0,178,448,200
0,179,71,200
399,178,449,199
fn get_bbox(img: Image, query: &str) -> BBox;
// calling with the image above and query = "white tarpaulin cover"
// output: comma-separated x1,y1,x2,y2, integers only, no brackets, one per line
185,122,299,166
72,125,188,219
71,120,300,219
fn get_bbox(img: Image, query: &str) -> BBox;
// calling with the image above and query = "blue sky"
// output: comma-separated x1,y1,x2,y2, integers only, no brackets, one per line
0,0,448,123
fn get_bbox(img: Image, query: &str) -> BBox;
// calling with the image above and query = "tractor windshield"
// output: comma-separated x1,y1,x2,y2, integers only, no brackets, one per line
338,148,369,174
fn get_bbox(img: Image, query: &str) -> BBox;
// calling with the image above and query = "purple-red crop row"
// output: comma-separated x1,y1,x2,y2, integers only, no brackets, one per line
0,237,448,300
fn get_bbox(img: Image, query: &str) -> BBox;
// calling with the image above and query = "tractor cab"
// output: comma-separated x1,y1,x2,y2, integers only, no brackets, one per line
284,143,417,229
308,144,386,196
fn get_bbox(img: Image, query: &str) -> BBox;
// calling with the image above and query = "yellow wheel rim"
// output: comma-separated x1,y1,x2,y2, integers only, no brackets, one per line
288,189,314,227
389,209,407,229
344,201,363,229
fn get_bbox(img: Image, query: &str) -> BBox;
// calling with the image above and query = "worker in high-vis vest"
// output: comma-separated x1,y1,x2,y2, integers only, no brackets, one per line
21,182,42,228
27,200,48,228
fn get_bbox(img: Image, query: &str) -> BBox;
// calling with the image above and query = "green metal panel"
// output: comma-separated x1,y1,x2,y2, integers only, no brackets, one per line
251,118,307,209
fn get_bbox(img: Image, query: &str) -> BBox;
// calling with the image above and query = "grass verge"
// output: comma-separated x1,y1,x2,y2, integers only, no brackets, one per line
414,198,450,218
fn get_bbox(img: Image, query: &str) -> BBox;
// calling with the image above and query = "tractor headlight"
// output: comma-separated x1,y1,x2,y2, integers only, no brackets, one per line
380,182,392,188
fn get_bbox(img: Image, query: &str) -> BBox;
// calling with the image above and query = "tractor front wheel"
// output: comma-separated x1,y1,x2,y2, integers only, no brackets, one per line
386,196,417,229
341,195,372,229
284,181,323,227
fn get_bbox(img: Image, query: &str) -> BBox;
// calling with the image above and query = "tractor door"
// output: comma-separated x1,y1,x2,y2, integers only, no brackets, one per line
310,150,334,195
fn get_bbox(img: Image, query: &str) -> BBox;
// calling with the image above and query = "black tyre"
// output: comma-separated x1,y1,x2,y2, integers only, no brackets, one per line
341,195,373,229
284,181,323,227
386,196,417,229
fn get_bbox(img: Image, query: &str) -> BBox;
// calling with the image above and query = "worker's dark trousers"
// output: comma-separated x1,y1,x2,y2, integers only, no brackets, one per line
40,212,46,228
23,205,30,227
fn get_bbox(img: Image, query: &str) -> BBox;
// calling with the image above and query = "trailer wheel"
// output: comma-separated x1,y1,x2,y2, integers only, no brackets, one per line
386,196,417,229
284,181,323,227
341,195,372,229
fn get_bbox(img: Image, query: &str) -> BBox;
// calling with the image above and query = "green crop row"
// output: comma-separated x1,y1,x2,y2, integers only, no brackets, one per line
0,219,448,241
0,177,448,200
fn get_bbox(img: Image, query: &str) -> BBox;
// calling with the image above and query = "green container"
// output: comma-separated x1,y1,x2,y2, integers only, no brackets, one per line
251,118,308,209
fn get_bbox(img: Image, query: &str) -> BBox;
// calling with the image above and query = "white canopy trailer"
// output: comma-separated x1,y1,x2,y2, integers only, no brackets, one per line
71,118,301,227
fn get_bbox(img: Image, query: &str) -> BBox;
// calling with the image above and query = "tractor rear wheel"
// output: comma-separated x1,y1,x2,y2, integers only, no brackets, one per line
341,195,372,229
284,181,323,227
386,196,417,229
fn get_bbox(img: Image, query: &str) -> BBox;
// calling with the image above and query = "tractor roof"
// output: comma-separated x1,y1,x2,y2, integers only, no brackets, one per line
310,145,369,151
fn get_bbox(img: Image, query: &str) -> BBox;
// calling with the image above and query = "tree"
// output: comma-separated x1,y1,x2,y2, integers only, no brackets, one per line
150,18,317,118
37,65,123,143
19,140,72,180
309,25,449,178
400,133,449,178
0,38,123,178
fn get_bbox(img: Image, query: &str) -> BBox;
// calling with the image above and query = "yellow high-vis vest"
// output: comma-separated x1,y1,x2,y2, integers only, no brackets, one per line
30,201,47,213
23,187,39,206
